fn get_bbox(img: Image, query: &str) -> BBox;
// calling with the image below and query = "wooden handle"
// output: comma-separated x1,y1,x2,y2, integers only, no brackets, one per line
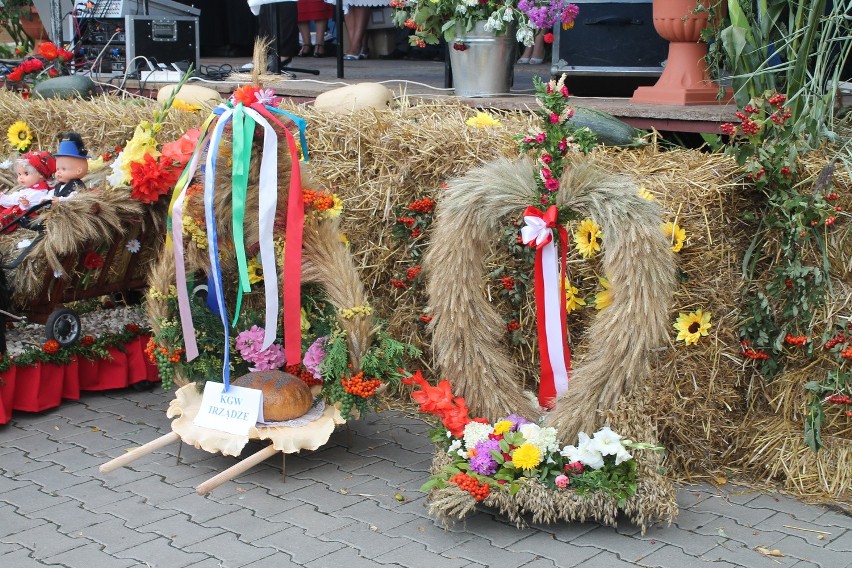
195,444,279,495
99,431,181,473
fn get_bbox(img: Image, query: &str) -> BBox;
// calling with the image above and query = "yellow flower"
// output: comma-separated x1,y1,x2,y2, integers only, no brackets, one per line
120,123,159,181
339,233,350,247
493,420,513,435
7,121,32,152
574,218,602,258
512,443,542,469
661,221,686,252
638,186,656,200
564,279,586,314
300,308,311,333
247,256,263,284
172,98,201,112
673,309,712,345
594,276,612,311
87,156,106,173
465,112,502,129
320,194,344,220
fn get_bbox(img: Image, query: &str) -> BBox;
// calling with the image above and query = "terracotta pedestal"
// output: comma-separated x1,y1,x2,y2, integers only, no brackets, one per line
631,0,731,105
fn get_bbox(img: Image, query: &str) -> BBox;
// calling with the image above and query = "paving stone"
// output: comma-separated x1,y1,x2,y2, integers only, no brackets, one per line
693,495,779,527
301,446,383,472
4,432,64,459
508,531,601,566
121,472,197,505
2,545,67,567
677,486,712,509
642,544,741,568
130,455,223,484
214,486,303,519
576,550,652,567
157,492,242,524
442,512,535,548
30,499,110,533
79,462,153,488
317,520,408,558
81,516,160,554
350,458,429,484
569,525,666,563
700,540,794,567
441,533,540,568
672,507,726,531
44,541,138,568
116,535,213,567
360,444,435,468
385,518,475,553
294,480,368,514
203,508,285,542
269,502,354,537
0,483,71,515
372,540,469,568
13,462,93,493
824,528,852,552
789,561,822,568
136,511,228,549
62,428,131,455
747,494,826,523
334,499,415,532
184,530,280,567
0,503,48,538
4,520,91,559
692,516,788,549
76,415,163,441
813,509,852,531
237,552,302,568
55,401,112,424
60,479,135,509
236,465,323,496
634,521,722,556
768,535,851,568
529,519,599,543
304,543,394,568
0,471,35,495
0,542,21,554
95,495,175,529
755,512,850,547
342,476,422,509
255,525,347,564
512,558,558,568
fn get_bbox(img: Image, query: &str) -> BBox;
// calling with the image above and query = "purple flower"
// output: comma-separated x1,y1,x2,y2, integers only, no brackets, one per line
504,414,531,431
469,438,500,475
302,336,328,379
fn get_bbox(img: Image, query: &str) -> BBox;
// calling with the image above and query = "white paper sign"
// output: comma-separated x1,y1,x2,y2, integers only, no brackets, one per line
193,382,264,436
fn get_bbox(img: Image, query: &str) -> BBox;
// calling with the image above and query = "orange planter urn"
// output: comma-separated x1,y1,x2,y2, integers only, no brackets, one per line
631,0,730,105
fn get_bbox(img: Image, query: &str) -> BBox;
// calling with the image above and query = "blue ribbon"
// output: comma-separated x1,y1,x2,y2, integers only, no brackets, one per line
264,106,309,162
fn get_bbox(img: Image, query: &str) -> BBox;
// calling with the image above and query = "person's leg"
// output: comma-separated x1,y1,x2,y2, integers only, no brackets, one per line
344,11,358,56
518,43,533,64
276,2,300,62
529,33,546,64
298,22,313,55
314,19,328,56
349,6,370,57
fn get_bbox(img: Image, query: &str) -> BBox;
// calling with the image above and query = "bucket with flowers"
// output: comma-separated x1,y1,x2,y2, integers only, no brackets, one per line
391,0,579,96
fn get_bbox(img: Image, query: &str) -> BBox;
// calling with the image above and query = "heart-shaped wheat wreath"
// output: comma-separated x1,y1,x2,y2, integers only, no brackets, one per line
422,155,679,529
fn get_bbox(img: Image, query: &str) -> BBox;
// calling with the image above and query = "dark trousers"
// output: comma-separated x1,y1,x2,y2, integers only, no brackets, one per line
259,2,300,60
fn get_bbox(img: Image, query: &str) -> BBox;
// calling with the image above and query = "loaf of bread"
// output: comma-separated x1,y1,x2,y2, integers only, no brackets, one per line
232,370,314,421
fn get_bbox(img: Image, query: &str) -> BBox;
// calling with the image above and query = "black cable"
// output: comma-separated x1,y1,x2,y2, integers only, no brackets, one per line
197,63,233,81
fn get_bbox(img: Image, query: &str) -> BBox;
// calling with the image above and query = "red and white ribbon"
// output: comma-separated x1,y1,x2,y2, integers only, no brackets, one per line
521,205,571,408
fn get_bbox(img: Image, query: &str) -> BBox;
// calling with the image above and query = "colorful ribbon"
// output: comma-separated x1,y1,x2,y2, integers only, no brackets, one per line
521,205,572,408
231,104,257,327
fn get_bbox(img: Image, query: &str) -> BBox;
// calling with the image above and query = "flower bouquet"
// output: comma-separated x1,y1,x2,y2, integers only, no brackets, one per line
391,0,579,48
404,372,677,529
3,41,74,96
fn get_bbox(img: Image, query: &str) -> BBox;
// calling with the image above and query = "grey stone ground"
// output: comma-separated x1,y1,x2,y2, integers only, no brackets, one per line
1,386,850,568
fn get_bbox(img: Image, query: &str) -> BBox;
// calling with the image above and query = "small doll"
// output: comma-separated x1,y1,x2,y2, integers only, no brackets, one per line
0,151,56,232
52,132,89,198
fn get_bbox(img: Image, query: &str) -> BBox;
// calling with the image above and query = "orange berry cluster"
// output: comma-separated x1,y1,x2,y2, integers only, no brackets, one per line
145,338,184,364
408,198,435,214
285,364,323,387
784,334,809,346
342,371,382,398
449,472,490,502
303,189,334,211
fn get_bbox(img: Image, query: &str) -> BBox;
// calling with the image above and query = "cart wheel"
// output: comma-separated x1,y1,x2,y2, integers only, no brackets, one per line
45,308,81,348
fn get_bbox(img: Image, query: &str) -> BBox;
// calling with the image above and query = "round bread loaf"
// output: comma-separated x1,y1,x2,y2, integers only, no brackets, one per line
232,370,314,421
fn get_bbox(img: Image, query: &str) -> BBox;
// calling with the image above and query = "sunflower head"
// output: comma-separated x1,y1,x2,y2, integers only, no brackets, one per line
673,309,712,345
661,222,686,252
594,276,612,311
564,279,586,314
574,218,602,259
7,121,32,152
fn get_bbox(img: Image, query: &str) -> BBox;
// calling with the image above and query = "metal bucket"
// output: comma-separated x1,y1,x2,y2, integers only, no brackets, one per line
449,21,517,97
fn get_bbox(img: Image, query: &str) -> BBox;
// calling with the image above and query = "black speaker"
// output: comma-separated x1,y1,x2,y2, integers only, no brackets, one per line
125,15,200,73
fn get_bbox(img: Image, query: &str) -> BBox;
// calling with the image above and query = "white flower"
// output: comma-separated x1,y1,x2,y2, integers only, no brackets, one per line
483,19,495,32
576,431,606,470
53,270,63,279
106,152,127,187
589,426,624,456
448,439,463,455
560,443,581,463
519,423,559,455
16,239,32,249
0,159,12,170
462,421,494,451
614,446,633,465
503,7,514,21
464,0,477,6
255,88,277,105
516,27,534,47
125,239,141,253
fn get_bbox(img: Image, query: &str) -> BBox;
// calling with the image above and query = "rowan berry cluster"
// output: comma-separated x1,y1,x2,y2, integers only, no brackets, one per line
342,371,382,398
784,334,809,346
449,472,490,502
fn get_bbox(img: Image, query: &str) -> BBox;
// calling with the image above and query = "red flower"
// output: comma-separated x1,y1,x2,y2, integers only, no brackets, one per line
7,67,24,82
20,58,43,73
232,85,260,106
80,335,95,346
58,48,74,62
129,154,181,204
48,68,59,78
403,371,472,437
83,251,104,270
38,42,59,60
543,33,555,44
161,128,201,169
42,339,60,354
419,314,433,324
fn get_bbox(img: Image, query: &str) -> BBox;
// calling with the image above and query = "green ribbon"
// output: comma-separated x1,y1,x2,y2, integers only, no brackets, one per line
231,104,256,327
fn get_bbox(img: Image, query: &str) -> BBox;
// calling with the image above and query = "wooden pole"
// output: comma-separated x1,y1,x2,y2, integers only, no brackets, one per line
195,444,279,495
99,431,180,473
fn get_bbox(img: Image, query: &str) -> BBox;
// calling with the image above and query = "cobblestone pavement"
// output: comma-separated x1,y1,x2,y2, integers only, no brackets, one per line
1,387,850,568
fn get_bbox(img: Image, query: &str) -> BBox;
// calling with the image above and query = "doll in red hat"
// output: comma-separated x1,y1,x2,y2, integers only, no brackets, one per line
52,132,89,199
0,150,57,232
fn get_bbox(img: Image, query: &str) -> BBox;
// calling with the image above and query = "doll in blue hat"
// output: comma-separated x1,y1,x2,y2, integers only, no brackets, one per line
52,132,89,198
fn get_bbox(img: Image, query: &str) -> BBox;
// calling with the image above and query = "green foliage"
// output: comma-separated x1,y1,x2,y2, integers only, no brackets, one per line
569,457,638,508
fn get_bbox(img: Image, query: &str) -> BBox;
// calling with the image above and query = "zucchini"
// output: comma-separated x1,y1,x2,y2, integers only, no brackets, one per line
570,106,644,147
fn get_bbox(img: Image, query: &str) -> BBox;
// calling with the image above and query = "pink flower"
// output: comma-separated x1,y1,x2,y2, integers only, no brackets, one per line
302,336,328,379
250,343,286,371
555,474,569,488
561,86,570,98
535,132,546,144
545,178,560,191
565,107,574,119
558,138,568,151
540,167,552,179
255,88,281,106
549,113,560,124
564,461,584,475
541,154,553,164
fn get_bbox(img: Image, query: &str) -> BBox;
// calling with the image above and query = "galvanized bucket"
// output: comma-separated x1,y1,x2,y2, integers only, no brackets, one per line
449,21,517,97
